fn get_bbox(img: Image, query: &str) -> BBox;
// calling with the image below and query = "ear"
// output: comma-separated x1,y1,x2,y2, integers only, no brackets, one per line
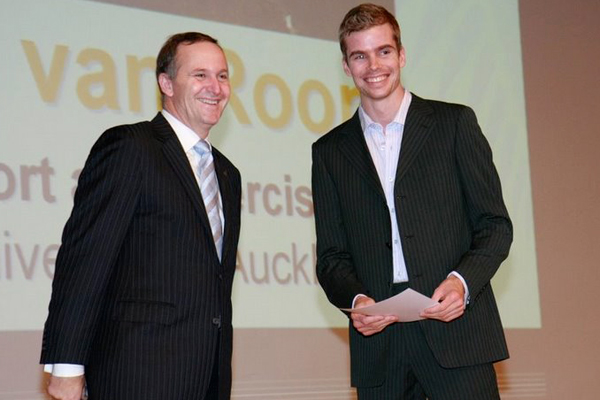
399,46,406,68
158,73,174,97
342,57,352,77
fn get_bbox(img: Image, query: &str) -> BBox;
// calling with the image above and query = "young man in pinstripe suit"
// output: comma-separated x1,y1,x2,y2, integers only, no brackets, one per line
312,4,512,399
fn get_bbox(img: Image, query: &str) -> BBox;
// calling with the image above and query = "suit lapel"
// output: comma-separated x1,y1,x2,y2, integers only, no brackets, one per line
338,112,386,199
151,113,214,237
395,95,434,184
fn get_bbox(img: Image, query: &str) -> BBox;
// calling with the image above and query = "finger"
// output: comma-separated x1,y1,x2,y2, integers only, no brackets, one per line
445,306,465,320
366,316,395,327
360,316,387,326
422,303,441,314
431,286,450,303
351,314,375,326
350,313,365,324
360,325,383,336
362,317,397,334
422,299,451,315
438,310,460,322
353,315,382,329
365,315,387,323
351,313,378,322
430,304,465,322
422,307,448,320
356,321,379,332
430,291,444,303
358,323,380,335
433,301,461,317
380,318,397,329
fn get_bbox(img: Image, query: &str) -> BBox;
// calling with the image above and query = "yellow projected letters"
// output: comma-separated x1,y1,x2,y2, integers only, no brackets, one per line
75,48,119,110
254,73,294,129
126,55,161,112
21,40,68,103
21,39,159,112
298,80,335,133
22,40,360,134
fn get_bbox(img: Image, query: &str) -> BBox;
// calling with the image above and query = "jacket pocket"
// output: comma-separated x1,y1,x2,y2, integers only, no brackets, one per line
112,300,176,325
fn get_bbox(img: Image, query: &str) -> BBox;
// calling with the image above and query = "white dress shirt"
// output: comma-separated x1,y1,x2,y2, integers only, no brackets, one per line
359,90,412,283
352,90,469,307
162,110,224,227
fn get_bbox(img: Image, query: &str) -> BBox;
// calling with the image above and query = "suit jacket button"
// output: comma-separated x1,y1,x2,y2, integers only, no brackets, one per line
212,317,221,328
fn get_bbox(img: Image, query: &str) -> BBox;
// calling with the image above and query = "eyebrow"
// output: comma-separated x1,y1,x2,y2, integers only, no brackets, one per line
189,68,229,75
347,49,364,59
348,44,395,59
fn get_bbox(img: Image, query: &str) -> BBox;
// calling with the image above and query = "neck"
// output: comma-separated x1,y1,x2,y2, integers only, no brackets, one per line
162,104,209,139
362,86,405,126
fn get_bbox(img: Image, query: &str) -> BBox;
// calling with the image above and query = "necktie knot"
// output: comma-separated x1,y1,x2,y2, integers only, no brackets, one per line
194,139,211,158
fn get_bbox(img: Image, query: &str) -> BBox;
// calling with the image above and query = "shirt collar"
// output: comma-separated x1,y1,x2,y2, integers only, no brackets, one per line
358,90,412,132
161,109,213,152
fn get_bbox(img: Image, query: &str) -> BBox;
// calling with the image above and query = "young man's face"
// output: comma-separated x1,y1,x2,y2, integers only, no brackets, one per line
159,41,230,138
342,23,406,107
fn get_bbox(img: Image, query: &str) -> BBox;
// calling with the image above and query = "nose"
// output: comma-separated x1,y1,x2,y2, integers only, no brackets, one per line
207,76,222,94
368,56,380,70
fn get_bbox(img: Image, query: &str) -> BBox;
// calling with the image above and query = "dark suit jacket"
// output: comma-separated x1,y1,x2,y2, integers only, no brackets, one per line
41,113,241,400
312,95,512,387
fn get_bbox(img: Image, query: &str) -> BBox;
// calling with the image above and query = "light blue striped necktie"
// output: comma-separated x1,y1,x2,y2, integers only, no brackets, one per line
194,140,223,260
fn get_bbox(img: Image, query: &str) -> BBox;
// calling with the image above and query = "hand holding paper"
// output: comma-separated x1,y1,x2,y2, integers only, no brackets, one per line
420,275,466,322
346,296,399,336
342,289,439,323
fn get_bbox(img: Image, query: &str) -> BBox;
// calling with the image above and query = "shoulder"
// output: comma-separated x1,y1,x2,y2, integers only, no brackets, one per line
90,119,159,155
91,119,151,146
96,120,154,144
412,95,491,155
410,94,476,123
81,120,158,175
313,112,360,150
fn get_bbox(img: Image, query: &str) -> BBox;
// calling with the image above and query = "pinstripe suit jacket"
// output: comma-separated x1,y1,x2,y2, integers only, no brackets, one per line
312,94,512,387
40,113,241,400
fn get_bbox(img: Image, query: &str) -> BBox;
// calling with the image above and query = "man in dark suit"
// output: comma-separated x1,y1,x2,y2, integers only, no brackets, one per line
40,32,241,400
312,4,512,399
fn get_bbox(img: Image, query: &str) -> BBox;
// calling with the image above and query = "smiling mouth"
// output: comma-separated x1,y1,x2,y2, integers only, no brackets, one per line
365,75,387,83
198,98,221,105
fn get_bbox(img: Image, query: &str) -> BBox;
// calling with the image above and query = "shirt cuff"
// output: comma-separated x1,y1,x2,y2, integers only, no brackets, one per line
44,364,85,377
351,294,368,309
448,271,470,305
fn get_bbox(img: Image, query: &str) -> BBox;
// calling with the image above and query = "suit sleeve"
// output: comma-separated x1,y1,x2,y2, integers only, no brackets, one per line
41,127,142,365
453,107,513,303
311,144,366,310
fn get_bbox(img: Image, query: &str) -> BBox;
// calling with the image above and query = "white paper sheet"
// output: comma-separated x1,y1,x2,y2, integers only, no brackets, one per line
341,288,439,322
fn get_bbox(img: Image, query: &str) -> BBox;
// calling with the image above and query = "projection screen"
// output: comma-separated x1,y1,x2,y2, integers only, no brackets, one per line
1,0,538,334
